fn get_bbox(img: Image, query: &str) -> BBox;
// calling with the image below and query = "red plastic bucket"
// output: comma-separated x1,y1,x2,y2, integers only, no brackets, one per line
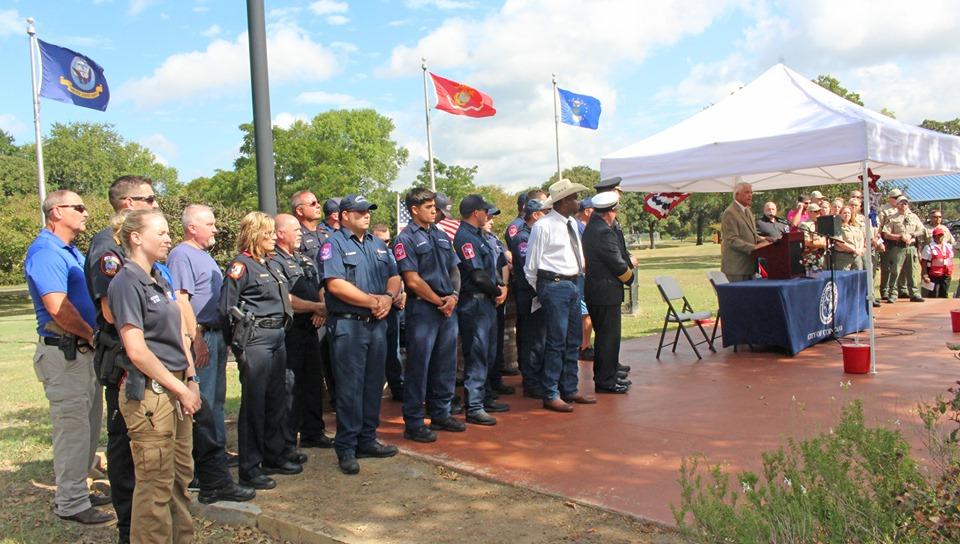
842,344,870,374
952,310,960,333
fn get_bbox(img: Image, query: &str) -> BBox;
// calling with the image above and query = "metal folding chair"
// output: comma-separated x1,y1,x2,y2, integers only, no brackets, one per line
654,276,715,360
706,270,728,347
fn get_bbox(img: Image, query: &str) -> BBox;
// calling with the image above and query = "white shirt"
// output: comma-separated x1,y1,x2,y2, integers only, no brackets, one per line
524,210,584,289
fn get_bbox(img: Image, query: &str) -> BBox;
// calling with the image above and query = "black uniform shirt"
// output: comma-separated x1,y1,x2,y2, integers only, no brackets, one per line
272,247,321,324
299,224,326,266
85,227,126,330
219,252,293,320
107,261,188,372
393,222,459,296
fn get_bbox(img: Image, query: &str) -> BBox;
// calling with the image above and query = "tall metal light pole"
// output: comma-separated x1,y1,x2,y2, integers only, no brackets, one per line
246,0,277,214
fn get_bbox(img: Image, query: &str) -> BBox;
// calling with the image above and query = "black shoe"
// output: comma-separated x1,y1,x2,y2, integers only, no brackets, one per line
616,370,629,379
285,451,308,465
198,481,256,504
493,383,515,395
523,389,545,399
239,474,277,490
429,417,466,432
356,441,399,458
910,297,925,302
187,478,200,492
88,491,111,507
466,410,497,425
483,401,510,413
225,451,239,467
501,366,520,376
261,460,303,475
299,435,335,449
617,378,632,387
338,455,360,475
618,364,631,372
391,387,404,402
58,507,114,525
872,301,882,308
596,384,629,394
579,347,595,361
403,426,437,443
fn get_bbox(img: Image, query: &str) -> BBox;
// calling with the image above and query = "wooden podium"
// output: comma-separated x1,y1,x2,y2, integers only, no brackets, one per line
752,231,804,279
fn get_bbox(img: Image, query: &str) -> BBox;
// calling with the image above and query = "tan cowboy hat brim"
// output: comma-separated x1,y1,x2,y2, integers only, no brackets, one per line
548,179,589,203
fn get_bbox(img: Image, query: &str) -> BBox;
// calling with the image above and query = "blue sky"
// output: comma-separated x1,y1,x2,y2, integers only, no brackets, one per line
3,0,959,191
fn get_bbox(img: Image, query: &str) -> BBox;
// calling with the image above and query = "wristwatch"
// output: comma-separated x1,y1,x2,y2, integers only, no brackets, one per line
186,375,200,385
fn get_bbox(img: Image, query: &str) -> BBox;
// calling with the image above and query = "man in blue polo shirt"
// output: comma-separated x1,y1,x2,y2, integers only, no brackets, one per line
25,190,113,525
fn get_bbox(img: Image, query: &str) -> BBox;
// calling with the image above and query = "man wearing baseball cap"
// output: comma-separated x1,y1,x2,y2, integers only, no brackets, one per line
881,196,925,303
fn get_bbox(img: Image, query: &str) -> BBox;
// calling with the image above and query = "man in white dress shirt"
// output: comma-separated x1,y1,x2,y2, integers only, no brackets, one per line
524,179,596,412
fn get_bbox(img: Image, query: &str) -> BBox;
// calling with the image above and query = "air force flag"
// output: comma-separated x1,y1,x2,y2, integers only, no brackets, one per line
557,88,600,130
37,39,110,111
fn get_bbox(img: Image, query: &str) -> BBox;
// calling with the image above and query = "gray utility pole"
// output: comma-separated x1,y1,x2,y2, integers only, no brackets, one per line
246,0,277,214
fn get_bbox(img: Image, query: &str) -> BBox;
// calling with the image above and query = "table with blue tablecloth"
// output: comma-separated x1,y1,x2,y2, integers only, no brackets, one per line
714,270,870,355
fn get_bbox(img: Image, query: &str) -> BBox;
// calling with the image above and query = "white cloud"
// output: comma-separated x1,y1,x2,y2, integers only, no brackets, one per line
378,0,739,188
201,24,221,37
0,113,26,138
273,112,310,129
119,23,339,108
296,91,371,108
309,0,348,16
405,0,478,9
326,15,350,25
330,41,358,53
128,0,156,16
138,133,178,166
0,9,22,38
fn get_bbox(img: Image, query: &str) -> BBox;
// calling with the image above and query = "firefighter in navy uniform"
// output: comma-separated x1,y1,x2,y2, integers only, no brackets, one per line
272,214,331,456
219,212,299,490
321,194,402,474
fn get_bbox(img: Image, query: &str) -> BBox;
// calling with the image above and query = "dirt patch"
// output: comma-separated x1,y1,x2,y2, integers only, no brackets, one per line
250,448,684,544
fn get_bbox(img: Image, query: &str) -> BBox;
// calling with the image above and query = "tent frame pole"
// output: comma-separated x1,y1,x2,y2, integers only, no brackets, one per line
860,160,877,374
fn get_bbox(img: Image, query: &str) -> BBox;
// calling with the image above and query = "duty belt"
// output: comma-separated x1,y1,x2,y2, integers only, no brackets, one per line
331,312,375,323
537,270,581,282
254,317,285,329
41,336,93,350
886,239,914,248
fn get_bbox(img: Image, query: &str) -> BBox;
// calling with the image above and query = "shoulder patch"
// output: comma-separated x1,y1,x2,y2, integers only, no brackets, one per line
100,253,122,277
507,224,519,238
320,243,333,261
462,242,476,260
393,242,407,261
519,241,528,257
227,262,246,280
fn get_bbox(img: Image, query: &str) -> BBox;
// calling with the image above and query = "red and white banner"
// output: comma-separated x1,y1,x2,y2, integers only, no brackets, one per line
643,192,690,218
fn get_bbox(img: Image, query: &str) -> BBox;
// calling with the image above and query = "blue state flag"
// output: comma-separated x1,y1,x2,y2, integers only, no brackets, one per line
557,87,600,130
37,39,109,111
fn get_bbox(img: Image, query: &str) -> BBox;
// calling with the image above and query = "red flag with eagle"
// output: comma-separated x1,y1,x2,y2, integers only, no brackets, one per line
430,73,496,118
643,192,690,219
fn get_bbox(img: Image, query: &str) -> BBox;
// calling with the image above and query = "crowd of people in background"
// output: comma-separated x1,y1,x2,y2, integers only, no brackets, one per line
23,174,638,543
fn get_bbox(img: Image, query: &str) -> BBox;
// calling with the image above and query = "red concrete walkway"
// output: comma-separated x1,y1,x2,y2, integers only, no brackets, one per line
377,298,960,525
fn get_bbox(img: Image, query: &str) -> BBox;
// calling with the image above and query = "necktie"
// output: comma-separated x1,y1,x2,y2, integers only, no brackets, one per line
567,219,584,273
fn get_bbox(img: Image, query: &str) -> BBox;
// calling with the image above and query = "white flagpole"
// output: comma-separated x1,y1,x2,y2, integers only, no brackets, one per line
421,58,436,192
861,160,877,373
27,17,47,226
552,73,562,183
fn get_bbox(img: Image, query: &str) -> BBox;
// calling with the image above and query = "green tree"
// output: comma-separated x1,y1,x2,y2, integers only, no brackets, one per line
0,129,16,156
676,193,726,245
43,122,179,195
413,158,478,205
545,165,602,189
920,118,960,136
184,166,259,211
813,75,864,106
0,155,38,198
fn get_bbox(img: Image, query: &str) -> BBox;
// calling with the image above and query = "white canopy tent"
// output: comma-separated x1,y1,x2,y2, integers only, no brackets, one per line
601,63,960,372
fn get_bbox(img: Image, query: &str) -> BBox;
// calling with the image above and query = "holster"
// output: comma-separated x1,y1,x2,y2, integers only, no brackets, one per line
229,306,255,361
58,334,78,361
93,328,125,386
115,352,146,401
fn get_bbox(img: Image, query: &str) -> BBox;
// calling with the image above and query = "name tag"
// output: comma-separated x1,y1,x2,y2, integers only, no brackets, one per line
345,251,357,256
259,273,270,278
149,294,162,304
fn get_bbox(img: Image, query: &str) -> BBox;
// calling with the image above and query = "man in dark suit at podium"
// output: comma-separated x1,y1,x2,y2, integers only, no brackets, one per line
757,201,790,242
721,182,771,282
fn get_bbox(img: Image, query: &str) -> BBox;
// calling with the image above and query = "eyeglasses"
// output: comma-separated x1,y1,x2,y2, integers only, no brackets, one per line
56,204,87,213
932,215,942,219
128,195,157,204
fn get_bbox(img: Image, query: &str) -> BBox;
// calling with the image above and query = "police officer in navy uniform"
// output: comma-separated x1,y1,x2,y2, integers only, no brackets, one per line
454,195,509,425
320,194,401,474
506,198,549,398
319,198,341,237
219,212,299,490
393,188,465,442
273,214,331,457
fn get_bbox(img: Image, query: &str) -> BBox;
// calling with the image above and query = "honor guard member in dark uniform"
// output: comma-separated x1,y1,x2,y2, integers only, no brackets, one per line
321,194,401,474
219,212,299,491
582,191,634,394
273,214,330,456
394,188,465,442
506,198,548,398
482,206,515,404
454,195,509,425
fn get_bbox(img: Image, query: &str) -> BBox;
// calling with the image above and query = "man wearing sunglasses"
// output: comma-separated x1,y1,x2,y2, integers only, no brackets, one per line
26,190,112,526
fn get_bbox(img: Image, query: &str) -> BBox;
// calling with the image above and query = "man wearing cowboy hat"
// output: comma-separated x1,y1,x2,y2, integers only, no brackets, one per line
524,179,594,412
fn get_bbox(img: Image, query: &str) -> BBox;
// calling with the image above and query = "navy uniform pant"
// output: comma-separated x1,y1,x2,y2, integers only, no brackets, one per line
513,284,545,395
402,298,458,430
587,303,622,389
384,309,404,394
328,317,387,457
485,301,506,397
282,323,327,451
458,295,497,413
237,327,288,480
537,278,582,400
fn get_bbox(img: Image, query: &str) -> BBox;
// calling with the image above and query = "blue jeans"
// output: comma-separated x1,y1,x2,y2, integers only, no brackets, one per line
328,317,387,457
458,295,497,413
197,329,228,447
537,278,582,400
